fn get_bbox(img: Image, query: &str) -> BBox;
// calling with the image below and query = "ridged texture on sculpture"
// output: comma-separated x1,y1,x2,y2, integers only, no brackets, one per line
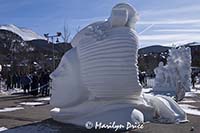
77,26,141,98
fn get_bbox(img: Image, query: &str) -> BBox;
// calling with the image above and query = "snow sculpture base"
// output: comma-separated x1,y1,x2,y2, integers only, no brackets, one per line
51,95,186,127
50,3,187,128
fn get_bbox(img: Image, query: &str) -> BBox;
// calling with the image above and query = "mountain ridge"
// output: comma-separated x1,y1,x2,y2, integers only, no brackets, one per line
0,24,45,41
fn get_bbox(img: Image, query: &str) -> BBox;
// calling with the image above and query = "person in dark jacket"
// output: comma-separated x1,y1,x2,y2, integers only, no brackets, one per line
6,73,12,90
21,73,32,94
31,72,39,96
16,73,21,88
39,70,50,96
11,73,17,89
191,72,196,88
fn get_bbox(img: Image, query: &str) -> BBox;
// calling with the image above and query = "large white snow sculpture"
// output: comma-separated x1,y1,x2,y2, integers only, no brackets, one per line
50,3,187,127
153,47,191,101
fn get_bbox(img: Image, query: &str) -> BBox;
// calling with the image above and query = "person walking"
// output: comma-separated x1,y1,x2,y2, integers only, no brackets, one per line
191,72,196,88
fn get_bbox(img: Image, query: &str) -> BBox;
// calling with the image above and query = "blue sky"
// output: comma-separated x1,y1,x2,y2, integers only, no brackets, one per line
1,0,200,47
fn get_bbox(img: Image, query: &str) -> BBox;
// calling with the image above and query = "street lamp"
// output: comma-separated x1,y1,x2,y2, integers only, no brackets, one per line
44,32,62,70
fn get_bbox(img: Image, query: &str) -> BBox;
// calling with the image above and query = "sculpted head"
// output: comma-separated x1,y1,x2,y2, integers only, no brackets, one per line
109,3,139,28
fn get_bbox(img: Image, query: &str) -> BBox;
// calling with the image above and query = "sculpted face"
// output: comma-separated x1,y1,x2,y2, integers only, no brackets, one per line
50,52,73,107
50,48,88,107
50,53,69,81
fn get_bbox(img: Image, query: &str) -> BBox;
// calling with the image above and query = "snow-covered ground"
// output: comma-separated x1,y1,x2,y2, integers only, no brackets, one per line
0,127,8,132
177,88,200,116
35,97,50,101
141,87,153,94
0,82,200,132
19,102,45,106
0,81,23,96
179,104,200,116
0,87,23,97
0,107,24,113
0,124,59,133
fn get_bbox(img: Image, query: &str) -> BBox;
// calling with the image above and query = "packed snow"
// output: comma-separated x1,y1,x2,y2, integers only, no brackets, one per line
179,104,200,116
185,89,200,97
0,88,23,97
0,24,45,41
141,88,153,93
185,92,198,97
0,127,8,132
19,102,45,106
35,97,50,101
178,100,197,103
0,107,24,113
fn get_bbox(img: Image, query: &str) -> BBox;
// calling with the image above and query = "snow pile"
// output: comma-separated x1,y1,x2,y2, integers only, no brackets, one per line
141,88,153,93
185,89,200,98
0,88,23,96
0,24,45,41
0,127,8,132
185,92,198,97
179,99,196,103
179,104,200,116
0,107,24,113
19,102,45,106
35,97,50,101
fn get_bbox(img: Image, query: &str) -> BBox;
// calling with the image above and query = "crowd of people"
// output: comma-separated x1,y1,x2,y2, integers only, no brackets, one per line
3,70,51,97
1,69,200,97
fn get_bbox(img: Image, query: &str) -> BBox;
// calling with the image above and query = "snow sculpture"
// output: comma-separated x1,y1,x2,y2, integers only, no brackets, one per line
50,3,187,127
153,47,191,101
